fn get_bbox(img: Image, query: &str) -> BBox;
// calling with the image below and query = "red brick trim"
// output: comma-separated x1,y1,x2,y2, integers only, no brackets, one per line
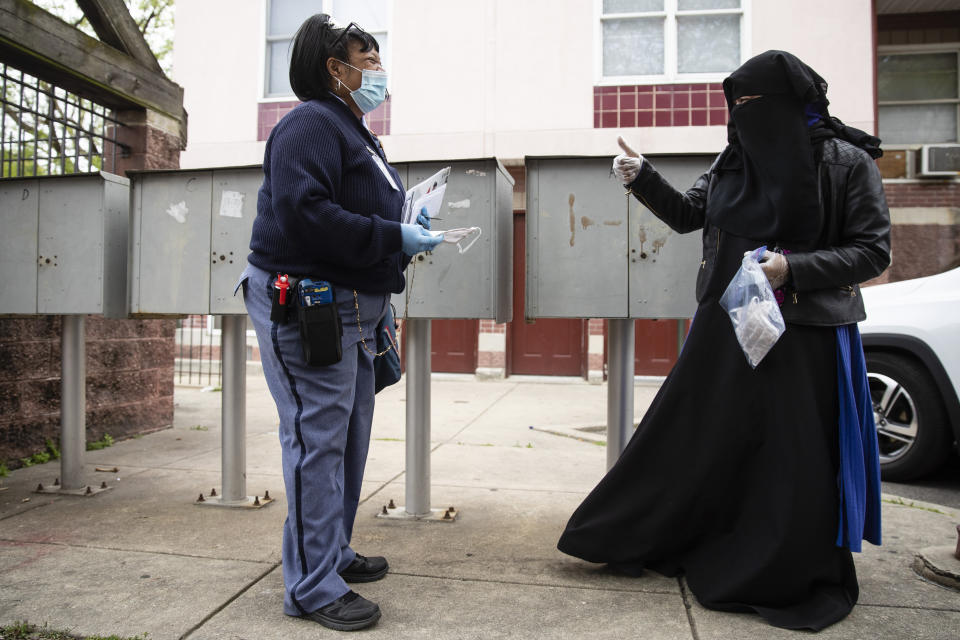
588,353,604,370
594,83,728,128
366,99,391,137
478,351,506,367
877,11,960,45
257,99,391,141
882,181,960,208
877,11,960,33
479,320,506,334
588,318,605,336
257,101,298,141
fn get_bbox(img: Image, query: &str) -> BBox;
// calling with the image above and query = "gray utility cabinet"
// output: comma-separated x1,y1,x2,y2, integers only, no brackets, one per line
129,166,260,315
0,172,130,317
391,158,514,322
525,155,714,319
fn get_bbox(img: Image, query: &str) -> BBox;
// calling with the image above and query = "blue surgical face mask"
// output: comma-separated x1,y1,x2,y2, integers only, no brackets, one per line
337,60,388,113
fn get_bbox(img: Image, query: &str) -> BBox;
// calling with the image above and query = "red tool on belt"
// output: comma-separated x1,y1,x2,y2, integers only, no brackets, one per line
274,274,290,304
271,273,293,322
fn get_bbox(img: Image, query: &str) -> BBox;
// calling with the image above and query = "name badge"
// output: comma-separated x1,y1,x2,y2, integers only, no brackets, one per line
367,146,399,191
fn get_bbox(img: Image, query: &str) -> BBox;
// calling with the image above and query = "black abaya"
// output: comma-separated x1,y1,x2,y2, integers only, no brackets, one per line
557,232,859,631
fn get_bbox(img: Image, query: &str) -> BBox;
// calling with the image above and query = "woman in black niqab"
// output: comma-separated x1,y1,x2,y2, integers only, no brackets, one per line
707,50,882,246
558,50,889,633
709,50,825,244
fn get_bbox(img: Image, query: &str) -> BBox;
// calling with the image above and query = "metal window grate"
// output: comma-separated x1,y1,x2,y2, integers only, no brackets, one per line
1,62,129,177
175,315,223,387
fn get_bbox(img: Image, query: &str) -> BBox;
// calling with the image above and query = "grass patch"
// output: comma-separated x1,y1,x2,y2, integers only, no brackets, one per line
189,425,209,431
882,496,950,516
374,437,404,442
86,434,114,451
18,439,64,468
0,621,148,640
45,439,61,460
0,463,9,478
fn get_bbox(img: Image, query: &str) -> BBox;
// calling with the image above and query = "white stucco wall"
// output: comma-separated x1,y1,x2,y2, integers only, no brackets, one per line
174,0,265,167
174,0,877,168
750,0,876,134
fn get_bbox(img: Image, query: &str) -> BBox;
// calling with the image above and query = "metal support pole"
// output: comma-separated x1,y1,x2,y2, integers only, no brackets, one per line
376,317,455,522
405,317,431,516
37,315,109,497
197,315,271,509
220,315,246,503
60,315,85,490
606,318,635,470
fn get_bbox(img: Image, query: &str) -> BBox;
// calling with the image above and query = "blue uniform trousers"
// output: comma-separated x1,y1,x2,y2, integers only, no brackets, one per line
239,263,387,616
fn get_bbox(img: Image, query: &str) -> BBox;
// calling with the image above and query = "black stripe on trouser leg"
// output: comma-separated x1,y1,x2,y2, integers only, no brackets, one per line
272,321,309,615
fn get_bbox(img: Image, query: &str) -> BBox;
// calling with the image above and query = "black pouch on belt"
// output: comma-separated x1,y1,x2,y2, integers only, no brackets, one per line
270,274,300,323
296,278,342,366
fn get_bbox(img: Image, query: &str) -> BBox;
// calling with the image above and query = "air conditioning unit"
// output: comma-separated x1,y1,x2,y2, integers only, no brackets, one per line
919,144,960,177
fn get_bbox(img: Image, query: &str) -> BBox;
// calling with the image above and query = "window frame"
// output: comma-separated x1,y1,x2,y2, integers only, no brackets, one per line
260,0,393,102
594,0,751,86
877,43,960,145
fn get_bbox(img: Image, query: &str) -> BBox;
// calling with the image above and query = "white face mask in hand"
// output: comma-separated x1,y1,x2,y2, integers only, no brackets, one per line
428,227,482,254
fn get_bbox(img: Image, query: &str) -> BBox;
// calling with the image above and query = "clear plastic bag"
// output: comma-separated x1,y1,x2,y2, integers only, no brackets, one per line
719,246,785,368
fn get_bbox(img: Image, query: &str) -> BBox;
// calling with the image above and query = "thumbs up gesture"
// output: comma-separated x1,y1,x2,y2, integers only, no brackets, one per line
613,136,644,184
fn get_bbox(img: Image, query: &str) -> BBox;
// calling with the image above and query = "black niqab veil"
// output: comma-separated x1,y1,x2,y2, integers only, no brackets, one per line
707,51,830,246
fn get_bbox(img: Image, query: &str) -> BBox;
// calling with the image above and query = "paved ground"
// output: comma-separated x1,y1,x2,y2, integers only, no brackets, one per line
884,459,960,511
1,369,959,639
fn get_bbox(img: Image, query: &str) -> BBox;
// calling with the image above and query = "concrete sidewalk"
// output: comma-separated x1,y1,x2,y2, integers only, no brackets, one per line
1,369,959,639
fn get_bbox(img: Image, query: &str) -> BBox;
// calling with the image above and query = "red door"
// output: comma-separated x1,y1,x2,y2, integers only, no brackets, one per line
509,213,586,376
431,319,478,373
634,319,679,376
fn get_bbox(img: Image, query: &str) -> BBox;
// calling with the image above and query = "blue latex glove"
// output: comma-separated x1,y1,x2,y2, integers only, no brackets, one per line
417,206,431,230
401,223,442,255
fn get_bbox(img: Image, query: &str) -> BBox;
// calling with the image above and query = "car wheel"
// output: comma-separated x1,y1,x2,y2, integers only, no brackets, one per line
866,352,951,481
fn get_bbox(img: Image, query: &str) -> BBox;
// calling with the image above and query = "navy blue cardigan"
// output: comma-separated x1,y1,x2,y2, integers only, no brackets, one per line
249,98,408,293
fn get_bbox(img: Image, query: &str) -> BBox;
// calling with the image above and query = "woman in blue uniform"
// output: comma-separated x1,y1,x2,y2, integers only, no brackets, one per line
238,15,440,632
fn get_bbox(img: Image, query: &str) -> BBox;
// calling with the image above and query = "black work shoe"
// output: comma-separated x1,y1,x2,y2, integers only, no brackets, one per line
301,591,381,631
340,554,389,583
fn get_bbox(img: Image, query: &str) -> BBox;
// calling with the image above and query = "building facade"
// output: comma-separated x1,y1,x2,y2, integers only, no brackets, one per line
173,0,959,379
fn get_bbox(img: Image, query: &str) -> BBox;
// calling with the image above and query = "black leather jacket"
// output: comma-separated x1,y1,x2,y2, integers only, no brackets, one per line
627,138,891,326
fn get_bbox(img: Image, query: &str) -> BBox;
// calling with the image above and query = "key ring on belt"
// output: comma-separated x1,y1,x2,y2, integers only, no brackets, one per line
353,289,394,357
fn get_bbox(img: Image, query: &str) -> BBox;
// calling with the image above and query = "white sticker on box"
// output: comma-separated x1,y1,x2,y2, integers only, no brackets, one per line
219,190,244,218
166,201,188,223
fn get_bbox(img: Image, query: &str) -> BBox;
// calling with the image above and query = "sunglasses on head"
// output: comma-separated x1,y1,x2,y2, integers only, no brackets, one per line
330,21,369,53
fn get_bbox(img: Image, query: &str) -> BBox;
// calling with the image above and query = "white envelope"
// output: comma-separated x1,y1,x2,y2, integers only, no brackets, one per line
412,185,446,221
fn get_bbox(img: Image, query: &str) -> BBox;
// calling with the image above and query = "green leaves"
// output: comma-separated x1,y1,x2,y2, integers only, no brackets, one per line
86,433,114,451
30,0,174,73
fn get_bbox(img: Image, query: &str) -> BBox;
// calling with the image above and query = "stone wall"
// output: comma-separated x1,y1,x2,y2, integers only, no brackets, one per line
0,317,175,467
